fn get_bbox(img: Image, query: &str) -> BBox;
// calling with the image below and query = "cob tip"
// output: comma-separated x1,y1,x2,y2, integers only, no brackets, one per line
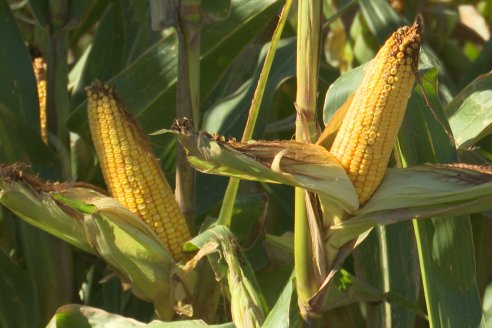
86,80,116,101
389,15,423,73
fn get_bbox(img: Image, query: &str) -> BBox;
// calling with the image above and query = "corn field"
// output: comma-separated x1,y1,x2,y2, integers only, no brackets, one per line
2,0,492,327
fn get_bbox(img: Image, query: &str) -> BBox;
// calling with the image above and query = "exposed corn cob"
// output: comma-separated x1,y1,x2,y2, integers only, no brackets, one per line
86,80,191,260
33,57,48,144
329,17,422,204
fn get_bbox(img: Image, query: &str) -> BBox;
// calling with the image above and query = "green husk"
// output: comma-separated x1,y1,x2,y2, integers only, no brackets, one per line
184,226,268,328
162,128,359,213
0,166,194,319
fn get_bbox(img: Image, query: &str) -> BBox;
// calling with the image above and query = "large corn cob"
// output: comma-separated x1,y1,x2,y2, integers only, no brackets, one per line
329,17,422,204
86,80,191,260
33,57,48,144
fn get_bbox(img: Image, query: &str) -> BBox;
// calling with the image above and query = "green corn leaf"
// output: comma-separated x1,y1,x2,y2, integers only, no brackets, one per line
398,65,484,327
447,72,492,149
46,304,234,328
322,63,366,125
361,165,492,214
0,1,40,139
68,0,282,141
0,247,38,328
328,164,492,249
359,0,401,44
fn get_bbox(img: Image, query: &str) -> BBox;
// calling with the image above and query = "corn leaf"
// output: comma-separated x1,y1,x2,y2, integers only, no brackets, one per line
447,72,492,149
461,37,492,88
46,304,234,328
322,63,365,126
0,0,39,130
262,272,299,328
202,38,296,139
70,1,159,109
0,247,38,328
322,269,426,319
360,165,492,214
68,0,282,140
329,165,492,248
398,67,484,327
359,0,401,44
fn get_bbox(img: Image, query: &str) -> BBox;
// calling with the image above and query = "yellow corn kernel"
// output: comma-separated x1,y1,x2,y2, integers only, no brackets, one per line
330,17,422,204
86,80,191,260
33,57,48,144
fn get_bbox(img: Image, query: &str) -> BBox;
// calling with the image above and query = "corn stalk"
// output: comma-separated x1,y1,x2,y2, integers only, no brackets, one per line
294,0,323,323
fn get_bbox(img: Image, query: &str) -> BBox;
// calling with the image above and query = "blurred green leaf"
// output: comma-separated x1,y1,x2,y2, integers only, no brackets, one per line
202,0,231,22
65,0,90,30
359,0,401,44
28,0,89,30
0,105,59,177
148,0,177,30
230,193,268,244
0,1,40,134
0,247,38,328
461,37,492,88
28,0,50,28
349,12,378,65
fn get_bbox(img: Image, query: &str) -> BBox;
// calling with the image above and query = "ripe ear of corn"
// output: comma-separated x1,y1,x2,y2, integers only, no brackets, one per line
328,17,422,204
86,80,191,260
33,57,48,144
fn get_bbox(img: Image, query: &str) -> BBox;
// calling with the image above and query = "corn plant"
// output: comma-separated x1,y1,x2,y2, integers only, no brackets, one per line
2,0,492,327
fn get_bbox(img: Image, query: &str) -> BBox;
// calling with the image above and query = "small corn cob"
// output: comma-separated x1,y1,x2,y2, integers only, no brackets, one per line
33,57,48,144
86,80,191,260
329,17,422,204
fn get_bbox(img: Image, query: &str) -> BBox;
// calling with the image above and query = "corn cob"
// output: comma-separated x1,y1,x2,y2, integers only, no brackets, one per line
33,57,48,144
329,17,422,204
86,80,191,260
